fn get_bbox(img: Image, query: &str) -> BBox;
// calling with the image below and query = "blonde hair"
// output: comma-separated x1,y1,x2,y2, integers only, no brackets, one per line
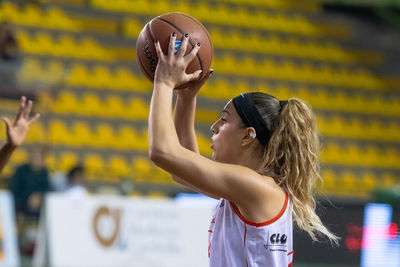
251,92,339,245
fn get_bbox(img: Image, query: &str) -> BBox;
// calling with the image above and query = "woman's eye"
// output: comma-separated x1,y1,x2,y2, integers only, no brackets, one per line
221,117,226,122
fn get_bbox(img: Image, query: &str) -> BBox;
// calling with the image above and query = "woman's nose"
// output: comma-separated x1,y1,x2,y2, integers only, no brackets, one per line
210,122,217,134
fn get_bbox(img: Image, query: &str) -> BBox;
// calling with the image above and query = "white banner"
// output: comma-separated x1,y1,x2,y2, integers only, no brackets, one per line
34,193,214,267
0,191,19,267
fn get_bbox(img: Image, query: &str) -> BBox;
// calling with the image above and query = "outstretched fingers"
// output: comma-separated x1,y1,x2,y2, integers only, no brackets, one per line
23,100,33,119
168,32,176,58
154,40,164,60
15,96,26,124
176,33,189,57
184,41,200,65
28,113,40,126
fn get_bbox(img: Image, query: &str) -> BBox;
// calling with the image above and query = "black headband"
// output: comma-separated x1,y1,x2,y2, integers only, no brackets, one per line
232,93,270,146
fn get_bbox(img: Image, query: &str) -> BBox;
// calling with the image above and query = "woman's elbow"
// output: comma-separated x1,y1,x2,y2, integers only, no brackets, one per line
149,147,164,164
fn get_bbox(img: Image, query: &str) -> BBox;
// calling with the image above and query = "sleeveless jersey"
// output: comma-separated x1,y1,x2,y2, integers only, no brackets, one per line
208,191,293,267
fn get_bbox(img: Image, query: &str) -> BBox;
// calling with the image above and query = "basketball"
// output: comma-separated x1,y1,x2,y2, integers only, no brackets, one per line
136,12,213,88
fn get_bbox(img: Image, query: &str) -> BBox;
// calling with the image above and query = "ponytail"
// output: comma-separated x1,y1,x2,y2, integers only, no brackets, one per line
252,93,339,245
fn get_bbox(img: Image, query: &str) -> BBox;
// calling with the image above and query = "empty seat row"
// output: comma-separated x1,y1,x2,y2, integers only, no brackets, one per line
90,0,350,39
18,58,151,91
0,2,117,33
320,169,398,197
2,147,397,195
53,92,149,118
0,148,174,185
212,56,383,89
17,31,134,61
321,143,399,168
122,19,381,66
2,116,399,168
19,55,387,92
202,0,321,12
200,81,400,116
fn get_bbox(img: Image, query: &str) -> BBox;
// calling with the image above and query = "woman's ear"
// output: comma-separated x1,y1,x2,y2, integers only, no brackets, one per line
242,127,257,146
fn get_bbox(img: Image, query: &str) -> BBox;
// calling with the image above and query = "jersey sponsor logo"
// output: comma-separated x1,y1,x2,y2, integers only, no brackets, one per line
264,232,288,253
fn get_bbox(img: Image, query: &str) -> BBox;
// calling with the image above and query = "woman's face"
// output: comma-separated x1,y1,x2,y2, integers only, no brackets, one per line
210,100,246,164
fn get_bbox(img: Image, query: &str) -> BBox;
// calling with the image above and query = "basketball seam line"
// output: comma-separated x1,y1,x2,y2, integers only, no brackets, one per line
157,17,204,72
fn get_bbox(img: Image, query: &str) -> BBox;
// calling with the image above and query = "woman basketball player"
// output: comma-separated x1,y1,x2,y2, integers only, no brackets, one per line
149,33,338,266
0,96,40,174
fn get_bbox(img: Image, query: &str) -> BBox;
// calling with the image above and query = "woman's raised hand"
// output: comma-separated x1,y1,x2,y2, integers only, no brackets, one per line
154,33,202,89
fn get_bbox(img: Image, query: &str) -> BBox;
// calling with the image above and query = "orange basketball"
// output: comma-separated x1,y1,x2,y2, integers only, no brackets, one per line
136,12,213,88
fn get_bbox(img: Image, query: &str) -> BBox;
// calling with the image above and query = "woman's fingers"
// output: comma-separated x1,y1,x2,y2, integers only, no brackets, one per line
186,69,203,82
23,100,33,119
28,113,40,126
168,32,176,59
154,40,164,60
176,33,189,57
184,42,200,65
15,96,26,123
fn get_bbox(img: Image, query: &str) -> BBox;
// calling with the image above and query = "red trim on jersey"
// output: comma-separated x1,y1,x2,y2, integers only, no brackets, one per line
208,242,211,258
287,250,294,256
208,230,213,233
230,191,288,227
288,263,292,267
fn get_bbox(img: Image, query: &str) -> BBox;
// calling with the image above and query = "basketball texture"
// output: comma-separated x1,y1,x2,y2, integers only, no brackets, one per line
136,12,213,88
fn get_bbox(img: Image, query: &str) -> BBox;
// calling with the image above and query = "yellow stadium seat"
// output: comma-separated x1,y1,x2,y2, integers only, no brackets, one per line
54,92,79,114
117,126,137,149
58,152,78,171
25,123,45,143
72,122,94,146
68,64,89,86
127,98,148,119
132,158,151,182
49,120,70,145
109,156,130,177
92,66,112,88
84,154,105,178
95,124,115,147
361,173,376,191
81,94,102,115
104,96,124,117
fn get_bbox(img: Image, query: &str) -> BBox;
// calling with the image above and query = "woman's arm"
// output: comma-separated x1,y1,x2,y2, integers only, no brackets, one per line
149,34,273,207
0,96,40,174
172,74,220,199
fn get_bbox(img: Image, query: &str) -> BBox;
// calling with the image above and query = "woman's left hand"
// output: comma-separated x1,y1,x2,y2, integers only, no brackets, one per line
3,96,40,147
154,33,202,89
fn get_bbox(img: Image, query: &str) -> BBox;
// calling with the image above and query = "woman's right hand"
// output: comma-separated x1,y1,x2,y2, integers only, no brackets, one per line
154,33,202,89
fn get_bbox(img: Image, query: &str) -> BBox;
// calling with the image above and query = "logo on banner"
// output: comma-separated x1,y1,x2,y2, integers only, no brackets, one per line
93,206,121,248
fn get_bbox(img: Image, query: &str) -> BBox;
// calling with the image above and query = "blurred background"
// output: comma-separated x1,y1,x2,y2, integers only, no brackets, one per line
0,0,399,266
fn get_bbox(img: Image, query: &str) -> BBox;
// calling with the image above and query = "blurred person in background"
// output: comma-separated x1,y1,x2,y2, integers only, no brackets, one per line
0,96,40,175
9,145,50,219
64,165,87,198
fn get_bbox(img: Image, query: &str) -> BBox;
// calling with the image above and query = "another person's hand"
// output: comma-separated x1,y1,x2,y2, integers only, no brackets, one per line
154,33,202,89
2,96,40,148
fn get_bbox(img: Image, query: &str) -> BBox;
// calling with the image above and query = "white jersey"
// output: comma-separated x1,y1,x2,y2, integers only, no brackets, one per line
208,191,293,267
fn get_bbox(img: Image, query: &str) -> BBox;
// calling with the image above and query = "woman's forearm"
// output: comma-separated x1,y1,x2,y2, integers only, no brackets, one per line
173,94,199,153
149,82,181,158
0,142,16,174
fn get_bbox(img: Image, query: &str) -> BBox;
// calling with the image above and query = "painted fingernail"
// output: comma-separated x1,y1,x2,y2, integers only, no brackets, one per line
172,32,176,37
184,33,189,38
197,42,201,47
